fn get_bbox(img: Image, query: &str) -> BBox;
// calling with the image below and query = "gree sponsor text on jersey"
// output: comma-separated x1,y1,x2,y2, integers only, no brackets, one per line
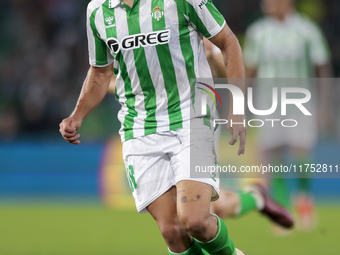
106,29,170,54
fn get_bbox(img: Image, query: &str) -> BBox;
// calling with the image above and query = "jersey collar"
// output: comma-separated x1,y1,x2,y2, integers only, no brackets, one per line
109,0,121,8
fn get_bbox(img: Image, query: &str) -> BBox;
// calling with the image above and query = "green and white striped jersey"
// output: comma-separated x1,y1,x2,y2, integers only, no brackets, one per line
86,0,225,142
244,12,330,78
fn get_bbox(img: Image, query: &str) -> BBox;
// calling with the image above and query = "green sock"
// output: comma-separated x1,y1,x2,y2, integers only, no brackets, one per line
299,178,311,193
237,191,258,216
270,154,291,210
271,178,291,210
168,240,205,255
202,247,210,255
297,157,312,193
195,214,235,255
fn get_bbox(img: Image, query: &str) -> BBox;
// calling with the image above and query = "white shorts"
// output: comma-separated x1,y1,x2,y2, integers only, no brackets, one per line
254,81,318,151
257,114,317,151
122,119,220,213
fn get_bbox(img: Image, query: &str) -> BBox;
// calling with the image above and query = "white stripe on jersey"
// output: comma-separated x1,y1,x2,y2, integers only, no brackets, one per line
139,0,170,132
115,8,147,139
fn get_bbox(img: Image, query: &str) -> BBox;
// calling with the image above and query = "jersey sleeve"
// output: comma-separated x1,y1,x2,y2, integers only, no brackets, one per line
306,21,331,66
243,23,261,68
183,0,226,39
86,3,114,67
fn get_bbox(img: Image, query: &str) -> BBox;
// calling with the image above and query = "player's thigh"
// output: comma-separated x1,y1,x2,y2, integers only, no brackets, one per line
176,180,213,223
171,120,219,221
147,186,178,224
123,135,176,213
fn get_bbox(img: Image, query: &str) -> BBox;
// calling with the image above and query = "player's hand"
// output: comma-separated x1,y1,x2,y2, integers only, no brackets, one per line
227,114,247,156
59,116,83,145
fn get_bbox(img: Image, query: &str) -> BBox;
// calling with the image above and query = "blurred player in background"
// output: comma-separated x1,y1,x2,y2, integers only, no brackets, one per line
243,0,332,232
198,38,294,226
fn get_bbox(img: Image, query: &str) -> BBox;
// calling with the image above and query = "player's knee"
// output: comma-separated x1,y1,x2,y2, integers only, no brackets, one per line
159,223,185,245
180,216,209,238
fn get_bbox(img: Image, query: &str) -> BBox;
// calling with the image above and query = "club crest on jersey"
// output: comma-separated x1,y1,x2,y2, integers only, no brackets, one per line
151,6,164,21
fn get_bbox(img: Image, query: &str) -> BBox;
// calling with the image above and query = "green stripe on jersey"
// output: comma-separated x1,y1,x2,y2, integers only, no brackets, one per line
90,7,109,66
184,1,211,38
102,5,122,124
205,0,225,27
127,0,157,136
179,0,225,39
304,41,312,78
120,58,137,141
152,0,183,130
203,105,211,128
177,3,196,110
102,4,137,141
175,1,196,111
113,67,119,76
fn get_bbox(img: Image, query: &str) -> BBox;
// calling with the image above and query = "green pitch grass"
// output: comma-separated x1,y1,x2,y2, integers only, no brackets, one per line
0,205,339,255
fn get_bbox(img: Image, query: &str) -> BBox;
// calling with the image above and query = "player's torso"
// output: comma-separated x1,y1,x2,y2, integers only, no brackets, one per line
97,0,206,106
92,0,214,141
256,14,313,78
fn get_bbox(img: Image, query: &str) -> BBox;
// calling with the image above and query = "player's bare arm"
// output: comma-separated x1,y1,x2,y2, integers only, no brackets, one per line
107,74,117,95
59,64,114,144
246,67,257,79
203,38,227,78
210,24,247,155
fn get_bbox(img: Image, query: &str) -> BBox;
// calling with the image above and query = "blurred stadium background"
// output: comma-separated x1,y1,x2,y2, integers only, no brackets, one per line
0,0,340,254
